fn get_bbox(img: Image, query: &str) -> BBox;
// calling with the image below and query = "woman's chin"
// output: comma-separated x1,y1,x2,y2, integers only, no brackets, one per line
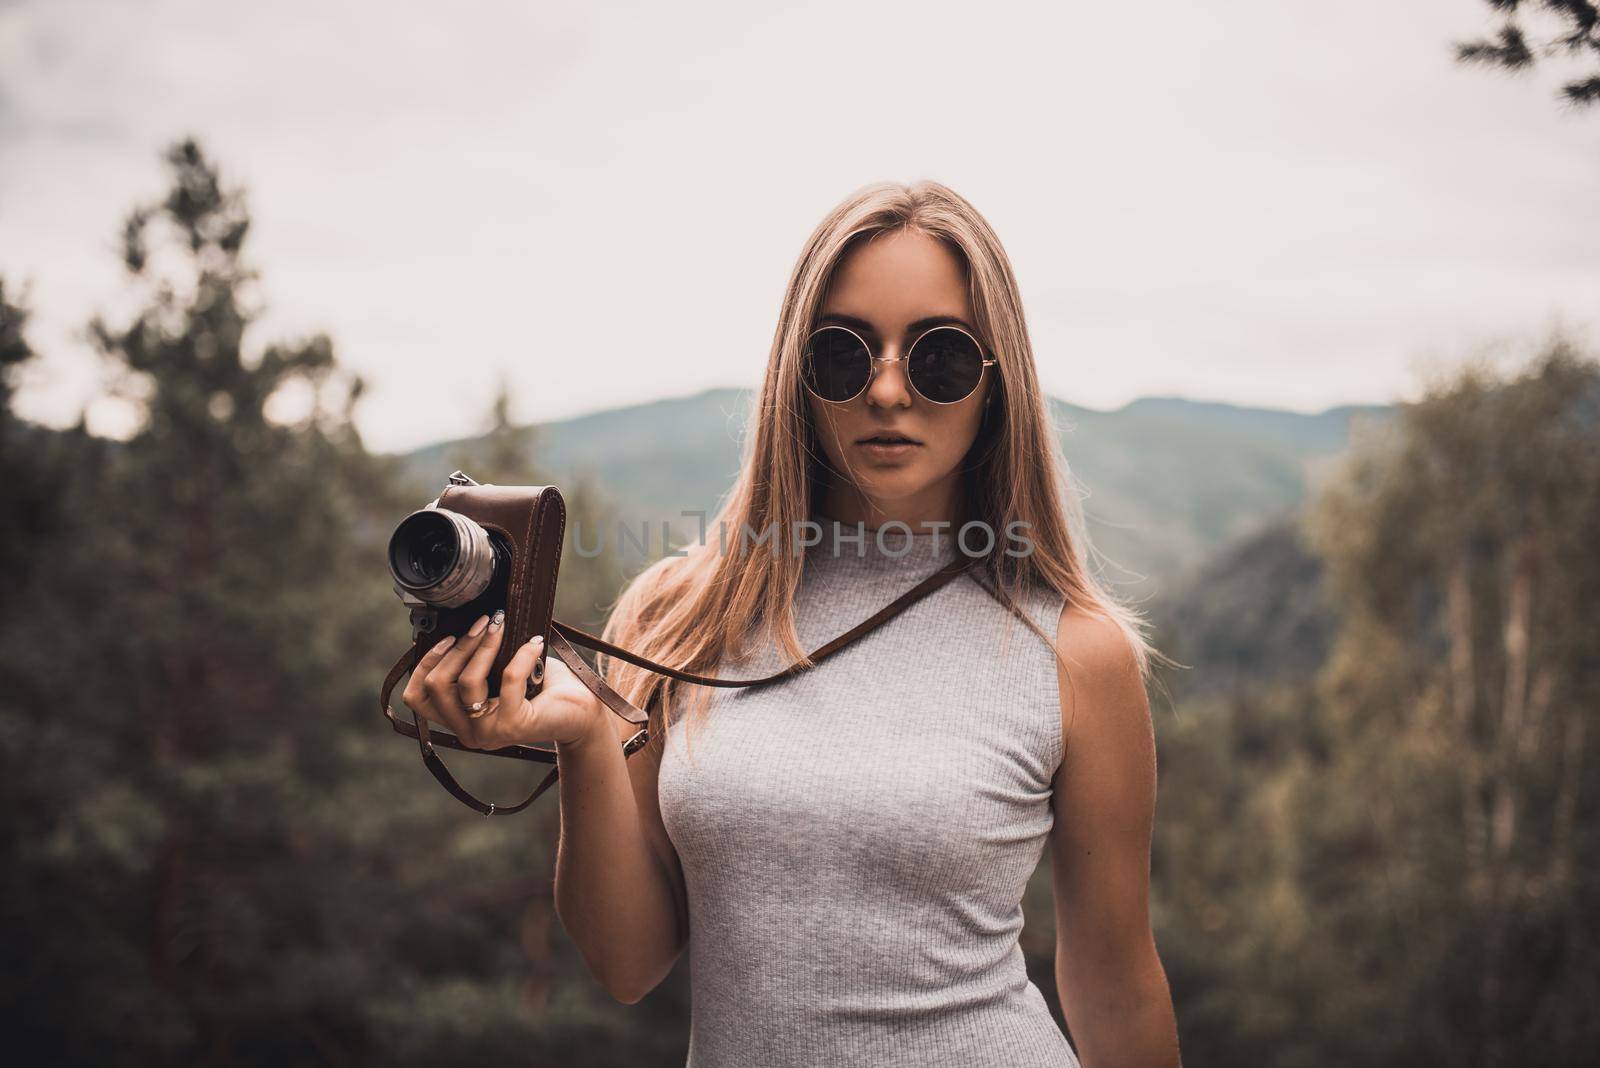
854,471,939,502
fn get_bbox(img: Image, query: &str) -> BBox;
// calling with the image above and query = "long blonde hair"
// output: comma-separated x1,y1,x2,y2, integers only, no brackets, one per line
599,179,1173,757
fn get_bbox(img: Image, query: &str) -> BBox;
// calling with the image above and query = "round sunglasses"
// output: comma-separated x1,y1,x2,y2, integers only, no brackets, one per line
801,323,997,405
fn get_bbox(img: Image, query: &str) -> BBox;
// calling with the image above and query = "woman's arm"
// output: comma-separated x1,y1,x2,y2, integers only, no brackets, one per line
401,612,688,1004
553,711,690,1004
1049,605,1181,1068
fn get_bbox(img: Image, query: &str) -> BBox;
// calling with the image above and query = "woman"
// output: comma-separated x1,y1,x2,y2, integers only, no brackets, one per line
403,181,1183,1067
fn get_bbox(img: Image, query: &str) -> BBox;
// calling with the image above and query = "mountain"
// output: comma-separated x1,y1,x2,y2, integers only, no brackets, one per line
1147,512,1339,703
391,388,1391,599
399,390,752,547
1042,394,1388,596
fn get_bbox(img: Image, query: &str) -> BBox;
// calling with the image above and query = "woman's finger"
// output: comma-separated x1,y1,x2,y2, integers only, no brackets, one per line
499,632,546,706
457,608,505,715
401,633,457,714
422,613,493,743
422,613,490,705
473,635,545,750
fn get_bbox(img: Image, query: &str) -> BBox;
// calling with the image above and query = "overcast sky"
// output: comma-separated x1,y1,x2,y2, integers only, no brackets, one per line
2,0,1596,453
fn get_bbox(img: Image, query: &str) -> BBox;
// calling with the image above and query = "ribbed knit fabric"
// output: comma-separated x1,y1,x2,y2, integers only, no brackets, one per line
657,518,1081,1067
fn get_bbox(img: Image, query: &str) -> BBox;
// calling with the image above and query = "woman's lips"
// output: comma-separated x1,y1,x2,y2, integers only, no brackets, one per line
856,440,921,461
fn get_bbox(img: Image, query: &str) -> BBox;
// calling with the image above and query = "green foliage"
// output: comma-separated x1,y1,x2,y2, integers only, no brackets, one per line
1455,0,1600,109
0,277,36,424
1153,334,1600,1067
0,138,688,1065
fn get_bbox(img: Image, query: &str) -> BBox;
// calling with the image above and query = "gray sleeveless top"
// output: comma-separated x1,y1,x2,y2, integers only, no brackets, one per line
657,519,1081,1067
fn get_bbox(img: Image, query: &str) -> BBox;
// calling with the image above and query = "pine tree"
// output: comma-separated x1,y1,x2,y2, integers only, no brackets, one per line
0,137,692,1066
1455,0,1600,109
0,138,414,1062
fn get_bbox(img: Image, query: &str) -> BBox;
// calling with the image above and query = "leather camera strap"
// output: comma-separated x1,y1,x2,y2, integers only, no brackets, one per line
381,548,981,815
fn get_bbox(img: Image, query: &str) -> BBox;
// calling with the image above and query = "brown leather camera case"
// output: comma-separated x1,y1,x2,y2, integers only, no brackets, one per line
409,481,565,701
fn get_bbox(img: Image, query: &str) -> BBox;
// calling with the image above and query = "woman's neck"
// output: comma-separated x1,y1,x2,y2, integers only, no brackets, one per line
813,479,967,535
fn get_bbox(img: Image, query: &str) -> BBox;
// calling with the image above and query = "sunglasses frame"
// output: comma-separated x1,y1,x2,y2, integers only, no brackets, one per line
801,323,998,406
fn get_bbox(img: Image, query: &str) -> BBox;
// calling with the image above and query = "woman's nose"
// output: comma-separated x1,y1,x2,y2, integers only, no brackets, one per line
864,347,913,407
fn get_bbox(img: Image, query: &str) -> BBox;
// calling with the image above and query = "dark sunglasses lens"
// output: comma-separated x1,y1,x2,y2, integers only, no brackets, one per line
909,328,987,403
803,328,871,401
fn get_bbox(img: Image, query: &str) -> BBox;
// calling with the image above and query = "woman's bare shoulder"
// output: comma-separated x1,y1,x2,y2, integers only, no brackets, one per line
1053,600,1149,754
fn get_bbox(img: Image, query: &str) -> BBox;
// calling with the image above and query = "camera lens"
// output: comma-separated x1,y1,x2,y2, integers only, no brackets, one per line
388,507,501,608
391,511,458,587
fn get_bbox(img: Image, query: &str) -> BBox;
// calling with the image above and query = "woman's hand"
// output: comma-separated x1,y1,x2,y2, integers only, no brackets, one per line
400,609,610,751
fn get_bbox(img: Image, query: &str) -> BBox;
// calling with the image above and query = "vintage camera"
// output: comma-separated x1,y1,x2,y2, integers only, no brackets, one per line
380,470,665,816
387,471,566,701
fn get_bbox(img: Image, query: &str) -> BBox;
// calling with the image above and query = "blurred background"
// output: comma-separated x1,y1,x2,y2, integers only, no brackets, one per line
2,1,1597,1065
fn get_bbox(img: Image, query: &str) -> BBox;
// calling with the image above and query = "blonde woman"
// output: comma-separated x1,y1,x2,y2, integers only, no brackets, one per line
405,181,1183,1067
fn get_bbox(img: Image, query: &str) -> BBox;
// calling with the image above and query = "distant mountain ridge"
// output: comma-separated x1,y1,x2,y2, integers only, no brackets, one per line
395,387,1391,598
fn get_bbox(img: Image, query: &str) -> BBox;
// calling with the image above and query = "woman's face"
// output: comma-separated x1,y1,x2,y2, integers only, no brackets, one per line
806,227,993,529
